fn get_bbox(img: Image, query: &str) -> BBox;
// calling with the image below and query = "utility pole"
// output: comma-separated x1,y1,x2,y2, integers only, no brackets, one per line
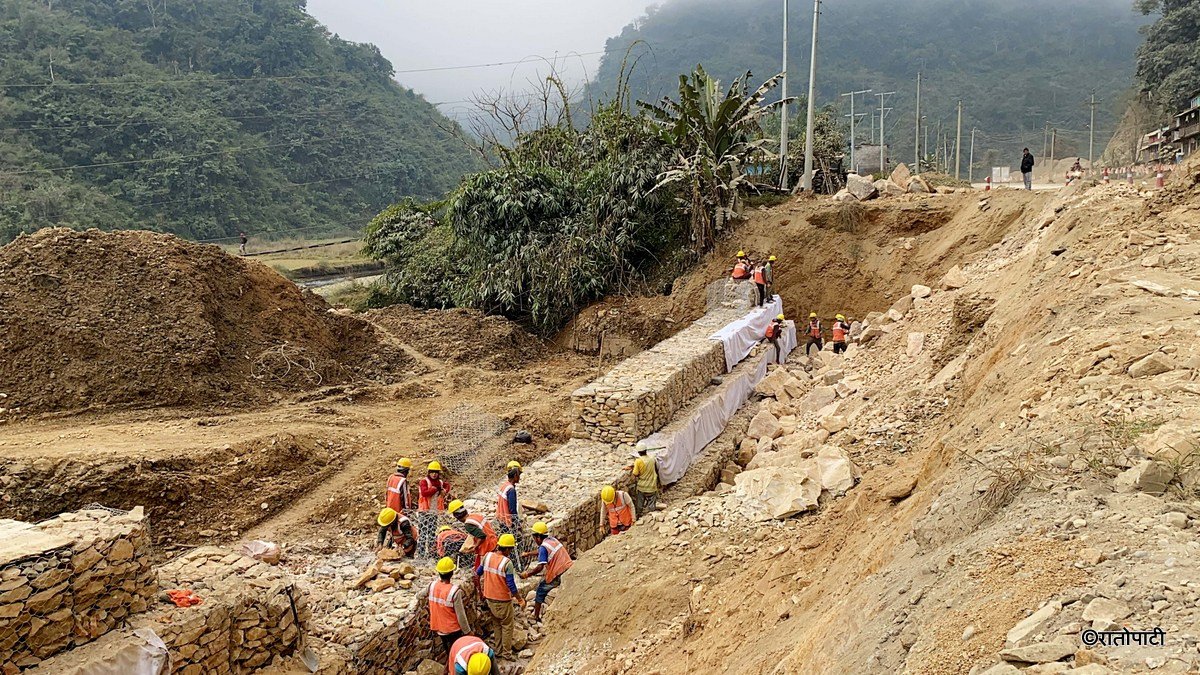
1088,92,1099,169
841,88,871,173
779,0,790,190
921,116,928,171
876,91,894,175
800,0,821,191
935,120,942,172
968,127,976,183
914,72,921,171
1049,128,1057,183
954,100,963,180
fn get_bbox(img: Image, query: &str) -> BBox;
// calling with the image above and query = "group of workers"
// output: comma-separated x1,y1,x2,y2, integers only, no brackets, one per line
732,251,854,363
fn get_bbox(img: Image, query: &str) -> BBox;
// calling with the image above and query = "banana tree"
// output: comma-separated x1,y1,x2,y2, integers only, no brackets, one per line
639,66,785,253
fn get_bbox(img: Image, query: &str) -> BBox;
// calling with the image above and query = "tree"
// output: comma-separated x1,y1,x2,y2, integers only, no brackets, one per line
1134,0,1200,111
639,66,782,252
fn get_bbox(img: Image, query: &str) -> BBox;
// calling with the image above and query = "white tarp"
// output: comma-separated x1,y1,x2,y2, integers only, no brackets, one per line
643,323,796,484
66,628,169,675
710,295,785,372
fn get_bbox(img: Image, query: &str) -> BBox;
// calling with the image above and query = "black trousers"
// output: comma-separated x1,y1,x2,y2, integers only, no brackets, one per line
754,283,767,306
805,337,823,356
439,630,464,656
768,337,783,364
833,341,847,354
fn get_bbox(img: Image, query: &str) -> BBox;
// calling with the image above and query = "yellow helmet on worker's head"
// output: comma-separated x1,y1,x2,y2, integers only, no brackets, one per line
497,533,517,548
447,499,465,515
769,255,777,262
776,314,785,321
435,557,457,575
397,457,412,469
377,508,397,527
507,460,522,471
438,525,452,533
531,522,549,535
467,652,492,675
836,314,845,321
427,460,443,472
736,250,746,257
601,485,616,504
809,312,817,318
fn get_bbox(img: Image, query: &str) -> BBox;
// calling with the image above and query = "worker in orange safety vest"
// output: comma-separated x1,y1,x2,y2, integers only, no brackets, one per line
447,635,494,675
429,556,473,656
495,462,522,531
831,314,851,354
804,312,824,356
599,485,634,536
764,314,786,365
418,460,451,557
519,521,573,622
375,508,417,557
476,534,525,659
752,262,768,307
385,458,412,514
731,251,752,280
449,500,498,570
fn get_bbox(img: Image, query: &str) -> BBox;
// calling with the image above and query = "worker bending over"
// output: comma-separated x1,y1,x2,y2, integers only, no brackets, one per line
765,314,786,365
731,251,752,280
449,500,498,572
599,485,634,536
476,534,525,660
805,312,823,356
429,557,473,655
448,635,494,675
437,524,469,558
386,458,413,514
831,314,851,354
520,522,573,622
375,508,417,557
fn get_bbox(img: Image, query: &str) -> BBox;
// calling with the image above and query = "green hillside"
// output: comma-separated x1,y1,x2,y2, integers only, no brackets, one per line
0,0,480,244
594,0,1150,171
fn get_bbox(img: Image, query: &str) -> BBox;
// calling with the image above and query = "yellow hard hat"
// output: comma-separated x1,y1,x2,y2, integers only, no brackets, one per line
435,557,457,574
809,312,817,318
601,486,616,504
427,461,443,472
438,525,452,533
467,653,492,675
497,533,517,548
507,460,522,471
377,508,397,527
736,250,746,257
397,458,412,469
769,255,777,262
531,522,549,535
836,314,845,321
447,499,465,514
776,314,785,321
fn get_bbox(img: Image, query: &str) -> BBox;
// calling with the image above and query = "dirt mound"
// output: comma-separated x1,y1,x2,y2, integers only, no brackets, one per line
0,228,414,416
366,304,549,369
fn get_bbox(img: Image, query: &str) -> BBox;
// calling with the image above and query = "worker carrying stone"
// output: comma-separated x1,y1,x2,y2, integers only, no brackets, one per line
630,444,662,519
730,251,752,280
519,522,573,622
764,314,786,365
430,556,473,656
599,485,634,536
476,534,525,660
447,635,495,675
804,312,824,356
831,314,851,354
385,458,412,514
449,500,498,571
418,460,452,556
496,461,522,532
375,508,417,557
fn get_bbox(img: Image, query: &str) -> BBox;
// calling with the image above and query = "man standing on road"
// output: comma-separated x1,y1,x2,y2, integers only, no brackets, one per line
1021,148,1035,191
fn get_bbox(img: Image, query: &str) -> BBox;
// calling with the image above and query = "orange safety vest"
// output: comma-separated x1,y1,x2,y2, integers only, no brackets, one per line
496,480,516,526
465,514,498,557
385,474,409,514
418,477,448,512
731,262,751,280
541,536,573,583
808,320,822,338
605,492,634,530
448,636,489,674
832,321,848,342
480,551,513,601
436,529,467,557
765,322,781,339
428,580,463,634
753,266,766,284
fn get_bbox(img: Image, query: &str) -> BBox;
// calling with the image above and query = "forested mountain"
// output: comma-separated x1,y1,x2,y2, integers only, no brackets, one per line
594,0,1150,170
0,0,479,244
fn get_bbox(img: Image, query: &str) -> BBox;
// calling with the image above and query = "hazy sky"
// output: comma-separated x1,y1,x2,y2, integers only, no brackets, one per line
305,0,653,121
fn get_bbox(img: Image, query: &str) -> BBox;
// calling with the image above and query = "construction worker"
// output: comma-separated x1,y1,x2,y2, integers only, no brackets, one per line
630,444,661,519
752,261,768,307
496,462,522,531
520,522,573,622
385,458,413,514
476,534,525,659
599,485,634,536
731,251,752,280
805,312,824,356
764,314,786,365
375,508,417,557
764,255,776,302
831,314,851,354
449,500,498,570
429,557,473,656
419,461,451,556
447,635,494,675
437,524,469,559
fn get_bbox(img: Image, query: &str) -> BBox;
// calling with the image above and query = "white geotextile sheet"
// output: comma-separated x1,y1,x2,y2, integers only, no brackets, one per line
73,628,169,675
710,295,785,372
644,323,796,484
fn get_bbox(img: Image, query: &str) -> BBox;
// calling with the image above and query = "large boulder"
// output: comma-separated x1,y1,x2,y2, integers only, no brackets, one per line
734,466,822,519
874,179,906,197
833,189,857,203
846,173,879,201
746,410,783,440
940,265,968,289
890,162,912,187
815,445,858,493
907,175,932,194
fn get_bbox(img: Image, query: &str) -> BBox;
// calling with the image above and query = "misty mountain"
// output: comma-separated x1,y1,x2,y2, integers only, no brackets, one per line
593,0,1150,170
